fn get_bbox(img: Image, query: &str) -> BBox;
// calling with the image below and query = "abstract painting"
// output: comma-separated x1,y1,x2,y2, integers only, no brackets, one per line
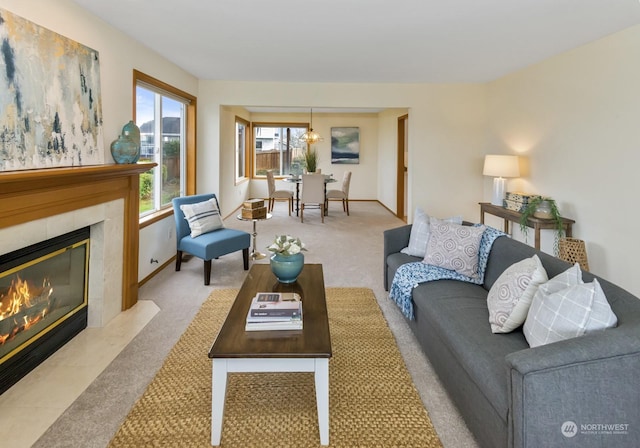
0,8,103,171
331,127,359,164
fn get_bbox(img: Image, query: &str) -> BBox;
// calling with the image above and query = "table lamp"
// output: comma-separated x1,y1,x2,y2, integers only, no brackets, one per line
483,155,520,206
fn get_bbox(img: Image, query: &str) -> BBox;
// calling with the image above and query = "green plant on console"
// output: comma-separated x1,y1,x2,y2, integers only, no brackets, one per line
519,196,565,254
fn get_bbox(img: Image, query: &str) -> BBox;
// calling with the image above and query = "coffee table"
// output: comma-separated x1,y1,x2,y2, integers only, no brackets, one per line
208,264,332,446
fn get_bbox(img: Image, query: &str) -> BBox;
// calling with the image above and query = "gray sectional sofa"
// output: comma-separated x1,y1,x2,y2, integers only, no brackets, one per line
383,223,640,448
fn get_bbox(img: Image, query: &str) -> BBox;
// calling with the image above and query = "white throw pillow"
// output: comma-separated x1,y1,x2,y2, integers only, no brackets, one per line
400,208,462,258
523,264,617,348
487,255,548,333
582,279,618,333
423,219,485,278
180,198,224,238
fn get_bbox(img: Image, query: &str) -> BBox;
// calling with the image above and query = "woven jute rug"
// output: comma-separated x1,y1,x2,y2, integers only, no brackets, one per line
109,288,442,447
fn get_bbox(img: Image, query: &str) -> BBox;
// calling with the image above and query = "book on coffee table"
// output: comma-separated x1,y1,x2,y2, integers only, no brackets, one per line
245,292,303,331
248,293,301,317
254,292,301,303
244,319,303,331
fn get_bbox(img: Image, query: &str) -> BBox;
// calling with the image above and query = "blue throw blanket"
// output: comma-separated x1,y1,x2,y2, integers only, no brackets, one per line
389,226,506,320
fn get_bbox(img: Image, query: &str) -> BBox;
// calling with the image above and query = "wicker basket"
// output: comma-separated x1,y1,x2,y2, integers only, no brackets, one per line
558,238,590,271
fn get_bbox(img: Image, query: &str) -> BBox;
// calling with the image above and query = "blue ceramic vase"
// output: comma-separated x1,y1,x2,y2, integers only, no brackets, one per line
110,133,139,164
270,252,304,283
122,121,141,163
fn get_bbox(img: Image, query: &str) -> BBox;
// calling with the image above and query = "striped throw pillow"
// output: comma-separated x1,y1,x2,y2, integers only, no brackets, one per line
180,199,224,238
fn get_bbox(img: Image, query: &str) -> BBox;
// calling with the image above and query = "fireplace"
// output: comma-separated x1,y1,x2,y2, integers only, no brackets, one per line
0,164,154,395
0,227,90,394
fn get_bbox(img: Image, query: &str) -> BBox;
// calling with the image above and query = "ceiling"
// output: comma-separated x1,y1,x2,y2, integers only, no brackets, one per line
72,0,640,84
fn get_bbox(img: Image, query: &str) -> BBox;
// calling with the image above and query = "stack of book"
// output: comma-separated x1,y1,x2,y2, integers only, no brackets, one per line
245,292,303,331
241,199,267,219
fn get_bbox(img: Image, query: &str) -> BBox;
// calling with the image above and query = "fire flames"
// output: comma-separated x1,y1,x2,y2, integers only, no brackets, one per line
0,275,54,345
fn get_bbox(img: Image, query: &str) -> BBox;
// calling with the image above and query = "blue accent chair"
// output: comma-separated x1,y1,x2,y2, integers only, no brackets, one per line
172,194,250,285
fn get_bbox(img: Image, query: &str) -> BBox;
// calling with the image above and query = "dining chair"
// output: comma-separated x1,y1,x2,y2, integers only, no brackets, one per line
326,171,352,215
300,174,325,223
172,194,250,285
266,170,293,215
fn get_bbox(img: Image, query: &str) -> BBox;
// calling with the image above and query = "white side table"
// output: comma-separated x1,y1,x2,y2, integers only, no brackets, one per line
236,213,272,260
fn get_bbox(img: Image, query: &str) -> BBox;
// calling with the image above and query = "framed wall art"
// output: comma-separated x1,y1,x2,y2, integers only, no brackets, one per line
331,127,359,164
0,8,104,171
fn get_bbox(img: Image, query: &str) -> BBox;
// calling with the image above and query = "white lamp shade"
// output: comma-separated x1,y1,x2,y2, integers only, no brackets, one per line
483,155,520,178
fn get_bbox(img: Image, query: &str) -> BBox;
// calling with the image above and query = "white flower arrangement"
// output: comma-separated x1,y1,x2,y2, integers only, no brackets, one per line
267,235,307,256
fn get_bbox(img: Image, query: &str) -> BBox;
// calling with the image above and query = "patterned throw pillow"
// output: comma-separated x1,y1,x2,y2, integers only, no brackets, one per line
180,199,224,238
423,220,485,278
523,264,617,348
401,208,462,258
487,255,548,333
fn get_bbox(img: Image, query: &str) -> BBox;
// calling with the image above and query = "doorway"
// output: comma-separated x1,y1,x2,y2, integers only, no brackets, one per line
396,114,408,222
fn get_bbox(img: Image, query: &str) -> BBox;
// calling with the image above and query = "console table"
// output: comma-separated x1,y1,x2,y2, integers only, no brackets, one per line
479,202,575,250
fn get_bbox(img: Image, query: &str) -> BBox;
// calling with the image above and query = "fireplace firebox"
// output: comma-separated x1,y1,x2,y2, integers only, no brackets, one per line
0,227,89,394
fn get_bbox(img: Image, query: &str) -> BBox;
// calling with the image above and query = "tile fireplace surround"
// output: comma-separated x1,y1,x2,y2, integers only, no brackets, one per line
0,164,154,325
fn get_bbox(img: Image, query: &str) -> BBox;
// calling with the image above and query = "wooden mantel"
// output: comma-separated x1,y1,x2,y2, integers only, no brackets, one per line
0,163,155,310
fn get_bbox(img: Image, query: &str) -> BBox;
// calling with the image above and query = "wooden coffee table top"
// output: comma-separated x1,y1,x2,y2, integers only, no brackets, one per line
208,264,332,359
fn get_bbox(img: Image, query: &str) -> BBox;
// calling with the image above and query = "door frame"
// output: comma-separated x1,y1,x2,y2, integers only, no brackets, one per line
396,114,408,221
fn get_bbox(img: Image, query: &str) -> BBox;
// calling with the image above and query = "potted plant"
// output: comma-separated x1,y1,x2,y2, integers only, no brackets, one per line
303,148,319,173
519,196,565,253
267,235,307,283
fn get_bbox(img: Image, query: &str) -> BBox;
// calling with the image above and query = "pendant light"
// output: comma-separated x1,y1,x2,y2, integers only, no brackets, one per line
300,108,323,144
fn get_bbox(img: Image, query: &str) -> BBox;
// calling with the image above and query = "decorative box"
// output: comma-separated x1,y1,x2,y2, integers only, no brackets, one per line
505,192,541,204
241,206,267,219
503,199,526,212
504,192,542,211
243,198,265,209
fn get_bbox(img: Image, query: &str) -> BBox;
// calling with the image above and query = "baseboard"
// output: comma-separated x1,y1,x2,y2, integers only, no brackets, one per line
375,200,403,220
139,256,175,287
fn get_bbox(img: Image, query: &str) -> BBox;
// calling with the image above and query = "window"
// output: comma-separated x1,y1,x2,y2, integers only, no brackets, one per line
253,123,307,177
235,117,249,183
134,71,196,217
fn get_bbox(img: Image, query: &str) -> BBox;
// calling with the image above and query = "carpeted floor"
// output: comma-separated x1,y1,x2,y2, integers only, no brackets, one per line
109,288,442,448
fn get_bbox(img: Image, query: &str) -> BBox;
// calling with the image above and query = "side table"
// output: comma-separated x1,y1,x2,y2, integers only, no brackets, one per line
236,213,272,260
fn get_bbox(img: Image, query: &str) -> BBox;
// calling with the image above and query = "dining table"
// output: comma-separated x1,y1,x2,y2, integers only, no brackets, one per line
283,174,337,216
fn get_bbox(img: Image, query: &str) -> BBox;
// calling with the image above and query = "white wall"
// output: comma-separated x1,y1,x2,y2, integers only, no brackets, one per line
139,215,175,280
487,24,640,296
197,81,487,221
410,85,489,221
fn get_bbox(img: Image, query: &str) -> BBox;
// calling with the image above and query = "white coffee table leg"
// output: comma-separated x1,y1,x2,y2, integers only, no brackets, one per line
315,358,329,445
211,359,228,446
